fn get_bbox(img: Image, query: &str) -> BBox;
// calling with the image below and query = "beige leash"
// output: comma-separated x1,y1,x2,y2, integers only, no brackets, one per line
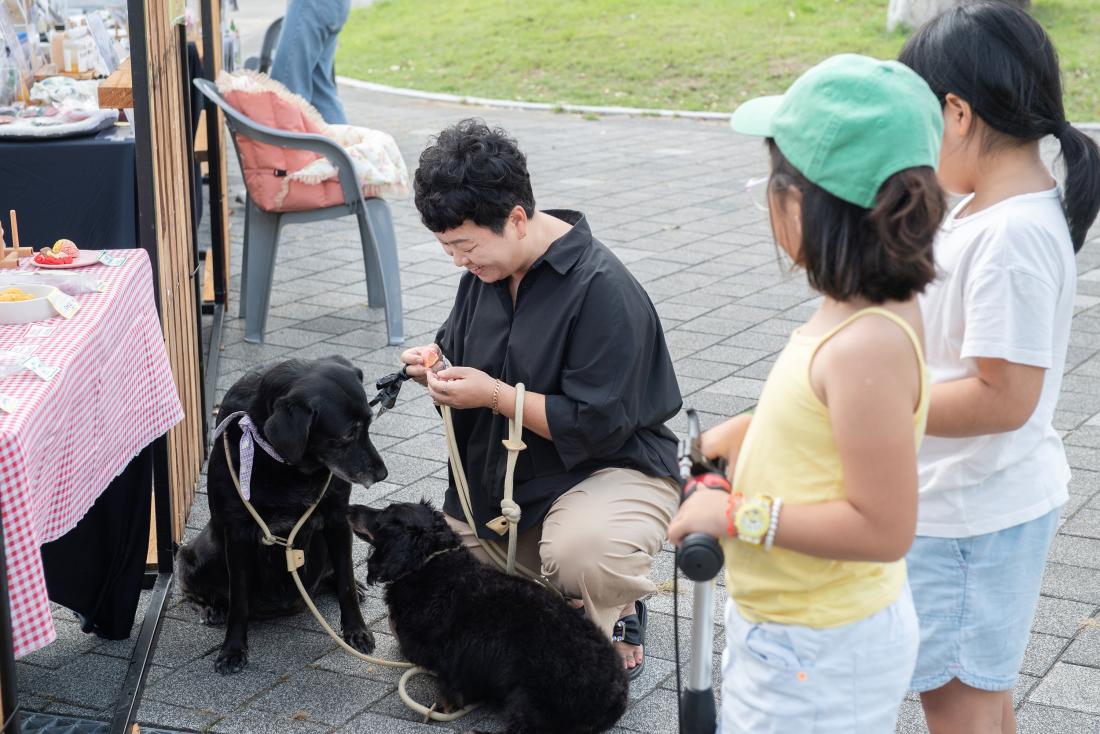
440,382,557,589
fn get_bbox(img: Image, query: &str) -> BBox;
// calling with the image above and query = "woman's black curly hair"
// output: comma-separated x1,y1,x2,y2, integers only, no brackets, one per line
414,119,536,234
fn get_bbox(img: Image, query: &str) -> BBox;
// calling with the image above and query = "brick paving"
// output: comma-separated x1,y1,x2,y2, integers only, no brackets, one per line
13,85,1100,733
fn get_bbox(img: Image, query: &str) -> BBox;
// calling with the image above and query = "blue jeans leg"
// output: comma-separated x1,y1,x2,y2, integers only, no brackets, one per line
270,0,350,124
310,24,346,124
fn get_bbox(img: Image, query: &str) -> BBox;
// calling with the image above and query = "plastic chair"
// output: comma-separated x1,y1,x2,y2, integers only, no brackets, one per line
193,77,404,346
243,16,284,74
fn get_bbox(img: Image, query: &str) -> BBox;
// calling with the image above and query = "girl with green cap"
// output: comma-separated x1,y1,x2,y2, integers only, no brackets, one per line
668,53,946,732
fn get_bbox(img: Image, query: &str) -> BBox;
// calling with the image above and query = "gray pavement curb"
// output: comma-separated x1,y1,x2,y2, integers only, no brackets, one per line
335,76,732,120
337,76,1100,129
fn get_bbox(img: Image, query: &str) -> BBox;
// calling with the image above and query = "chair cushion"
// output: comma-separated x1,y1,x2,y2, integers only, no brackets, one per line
216,71,345,212
288,124,409,200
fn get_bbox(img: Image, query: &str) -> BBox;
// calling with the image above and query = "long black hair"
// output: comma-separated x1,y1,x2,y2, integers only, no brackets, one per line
899,1,1099,252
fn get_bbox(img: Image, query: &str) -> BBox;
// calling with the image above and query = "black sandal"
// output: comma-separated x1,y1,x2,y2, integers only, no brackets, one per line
612,599,647,681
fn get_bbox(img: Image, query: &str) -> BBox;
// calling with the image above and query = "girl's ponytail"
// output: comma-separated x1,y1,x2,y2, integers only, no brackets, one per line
1056,124,1100,252
900,1,1100,253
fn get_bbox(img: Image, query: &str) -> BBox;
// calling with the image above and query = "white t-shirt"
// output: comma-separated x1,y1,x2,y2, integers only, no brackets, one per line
917,187,1074,538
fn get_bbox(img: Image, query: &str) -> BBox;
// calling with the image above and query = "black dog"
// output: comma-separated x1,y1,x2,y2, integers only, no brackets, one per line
349,500,629,734
179,356,387,674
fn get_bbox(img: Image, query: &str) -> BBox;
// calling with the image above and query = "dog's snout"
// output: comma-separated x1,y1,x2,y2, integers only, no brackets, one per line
370,462,388,484
348,504,380,540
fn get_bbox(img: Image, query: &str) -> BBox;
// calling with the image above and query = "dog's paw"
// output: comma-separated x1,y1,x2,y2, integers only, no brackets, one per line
198,605,226,627
342,627,375,654
214,646,248,675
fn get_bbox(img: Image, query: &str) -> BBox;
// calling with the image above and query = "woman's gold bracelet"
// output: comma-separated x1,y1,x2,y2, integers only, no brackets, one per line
490,379,502,415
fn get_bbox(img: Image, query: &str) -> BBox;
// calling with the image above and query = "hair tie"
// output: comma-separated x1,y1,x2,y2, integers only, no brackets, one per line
1055,120,1072,137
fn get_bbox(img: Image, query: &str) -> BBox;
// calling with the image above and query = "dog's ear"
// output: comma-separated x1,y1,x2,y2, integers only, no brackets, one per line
347,504,378,540
263,395,314,465
325,354,363,382
366,528,423,585
422,499,457,542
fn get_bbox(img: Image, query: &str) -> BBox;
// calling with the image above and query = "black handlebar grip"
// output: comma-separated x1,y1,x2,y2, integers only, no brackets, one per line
677,533,724,582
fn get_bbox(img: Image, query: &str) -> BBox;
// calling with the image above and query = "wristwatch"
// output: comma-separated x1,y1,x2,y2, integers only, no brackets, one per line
734,495,773,545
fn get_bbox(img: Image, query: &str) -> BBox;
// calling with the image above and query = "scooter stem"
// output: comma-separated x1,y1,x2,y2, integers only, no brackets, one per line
680,578,718,734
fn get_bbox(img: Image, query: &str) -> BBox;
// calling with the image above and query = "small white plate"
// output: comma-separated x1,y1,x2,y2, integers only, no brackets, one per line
33,250,100,270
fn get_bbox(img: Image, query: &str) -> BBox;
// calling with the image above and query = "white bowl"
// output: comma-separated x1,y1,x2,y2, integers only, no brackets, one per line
0,284,59,324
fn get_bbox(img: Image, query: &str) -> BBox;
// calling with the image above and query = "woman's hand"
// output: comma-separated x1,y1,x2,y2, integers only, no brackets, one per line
426,366,496,410
400,344,442,385
667,489,731,546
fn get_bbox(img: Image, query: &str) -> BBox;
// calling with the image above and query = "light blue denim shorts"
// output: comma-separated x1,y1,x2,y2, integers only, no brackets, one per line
907,507,1061,693
719,587,918,734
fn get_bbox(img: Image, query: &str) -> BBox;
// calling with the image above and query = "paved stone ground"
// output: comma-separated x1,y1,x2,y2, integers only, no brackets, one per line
13,87,1100,733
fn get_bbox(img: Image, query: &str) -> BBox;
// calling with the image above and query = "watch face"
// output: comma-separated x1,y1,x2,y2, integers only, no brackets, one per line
739,507,768,536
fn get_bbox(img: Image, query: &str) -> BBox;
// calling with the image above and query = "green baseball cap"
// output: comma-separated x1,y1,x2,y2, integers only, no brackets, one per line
730,54,943,209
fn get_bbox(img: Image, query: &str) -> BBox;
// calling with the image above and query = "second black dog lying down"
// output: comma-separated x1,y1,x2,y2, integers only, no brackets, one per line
349,500,629,734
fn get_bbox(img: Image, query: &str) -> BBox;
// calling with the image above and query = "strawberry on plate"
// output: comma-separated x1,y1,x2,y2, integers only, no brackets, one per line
34,247,73,265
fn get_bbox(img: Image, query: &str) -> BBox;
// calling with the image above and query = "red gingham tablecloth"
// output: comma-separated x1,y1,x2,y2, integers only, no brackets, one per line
0,249,183,658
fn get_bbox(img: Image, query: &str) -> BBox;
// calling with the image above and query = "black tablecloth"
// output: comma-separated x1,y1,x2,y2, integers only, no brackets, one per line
0,127,138,252
39,444,154,640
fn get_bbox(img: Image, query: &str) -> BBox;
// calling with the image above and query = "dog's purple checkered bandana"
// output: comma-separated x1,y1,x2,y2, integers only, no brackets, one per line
212,411,286,500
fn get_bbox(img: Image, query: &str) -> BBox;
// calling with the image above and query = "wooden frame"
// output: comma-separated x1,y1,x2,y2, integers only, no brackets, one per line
129,0,205,544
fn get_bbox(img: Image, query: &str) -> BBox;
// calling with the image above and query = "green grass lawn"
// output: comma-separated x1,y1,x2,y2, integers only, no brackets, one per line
335,0,1099,121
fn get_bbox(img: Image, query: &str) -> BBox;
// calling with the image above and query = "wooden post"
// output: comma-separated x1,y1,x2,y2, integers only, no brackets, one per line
127,0,204,544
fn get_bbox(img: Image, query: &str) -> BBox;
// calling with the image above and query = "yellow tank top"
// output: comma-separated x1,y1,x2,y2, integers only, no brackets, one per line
723,307,929,628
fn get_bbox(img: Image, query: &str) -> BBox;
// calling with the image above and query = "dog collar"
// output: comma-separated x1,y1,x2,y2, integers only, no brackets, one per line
385,545,461,584
212,411,286,501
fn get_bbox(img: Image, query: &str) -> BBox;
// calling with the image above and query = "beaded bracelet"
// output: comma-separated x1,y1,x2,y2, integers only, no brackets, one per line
490,379,502,415
763,497,783,551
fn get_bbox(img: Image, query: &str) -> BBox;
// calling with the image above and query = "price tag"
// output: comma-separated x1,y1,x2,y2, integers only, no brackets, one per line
7,344,38,357
47,290,80,319
97,251,126,267
0,394,17,413
22,356,59,381
24,324,55,338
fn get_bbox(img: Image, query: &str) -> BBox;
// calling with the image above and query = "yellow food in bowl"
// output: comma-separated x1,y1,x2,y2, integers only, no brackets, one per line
0,287,35,302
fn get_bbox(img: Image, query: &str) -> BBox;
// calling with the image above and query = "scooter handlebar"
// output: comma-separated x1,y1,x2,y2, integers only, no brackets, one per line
676,473,727,582
675,410,728,584
678,533,724,581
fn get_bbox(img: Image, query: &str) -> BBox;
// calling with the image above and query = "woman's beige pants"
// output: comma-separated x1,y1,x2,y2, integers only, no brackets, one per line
445,467,680,637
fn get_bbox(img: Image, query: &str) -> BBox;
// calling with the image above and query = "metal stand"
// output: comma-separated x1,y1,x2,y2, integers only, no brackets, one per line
108,433,175,734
